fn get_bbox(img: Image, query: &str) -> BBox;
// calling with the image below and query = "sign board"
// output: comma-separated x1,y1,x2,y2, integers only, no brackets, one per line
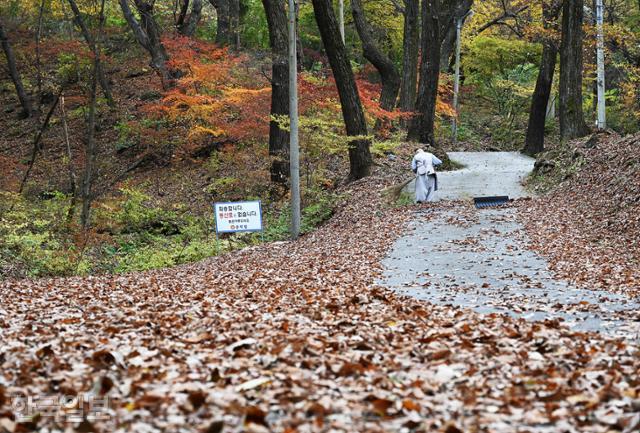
214,200,263,234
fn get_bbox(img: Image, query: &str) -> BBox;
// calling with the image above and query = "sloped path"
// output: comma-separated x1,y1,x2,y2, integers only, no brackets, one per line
405,151,535,199
384,152,640,339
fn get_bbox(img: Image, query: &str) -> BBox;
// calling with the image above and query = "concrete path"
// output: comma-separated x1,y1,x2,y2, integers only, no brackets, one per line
386,152,640,339
405,151,535,200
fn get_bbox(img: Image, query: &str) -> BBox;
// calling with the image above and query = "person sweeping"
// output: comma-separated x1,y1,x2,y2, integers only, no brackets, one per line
412,148,442,203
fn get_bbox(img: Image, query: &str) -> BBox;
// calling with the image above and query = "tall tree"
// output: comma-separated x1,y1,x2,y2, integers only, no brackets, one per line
438,0,472,72
208,0,240,47
229,0,241,49
0,18,32,118
176,0,203,36
524,0,561,155
399,0,419,112
312,0,372,180
66,0,114,105
408,0,441,144
262,0,289,185
351,0,401,111
81,0,107,228
209,0,230,44
559,0,589,140
119,0,176,89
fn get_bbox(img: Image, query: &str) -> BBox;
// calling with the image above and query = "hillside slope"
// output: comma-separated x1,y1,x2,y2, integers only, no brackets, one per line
520,133,640,295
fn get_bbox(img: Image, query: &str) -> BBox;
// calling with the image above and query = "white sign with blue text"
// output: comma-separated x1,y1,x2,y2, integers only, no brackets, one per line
214,200,263,233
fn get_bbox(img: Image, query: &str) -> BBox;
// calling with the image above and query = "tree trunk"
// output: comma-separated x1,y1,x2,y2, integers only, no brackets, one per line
80,0,106,228
312,0,372,180
524,43,557,155
67,0,114,105
350,0,400,111
209,0,231,45
229,0,241,49
439,24,456,72
0,18,32,118
178,0,203,36
399,0,419,112
524,0,560,155
262,0,289,185
119,0,175,89
408,0,441,145
81,60,99,228
35,0,45,105
176,0,190,28
559,0,589,140
438,0,472,72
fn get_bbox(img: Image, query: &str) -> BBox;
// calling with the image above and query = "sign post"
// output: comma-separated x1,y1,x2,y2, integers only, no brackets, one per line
213,201,264,252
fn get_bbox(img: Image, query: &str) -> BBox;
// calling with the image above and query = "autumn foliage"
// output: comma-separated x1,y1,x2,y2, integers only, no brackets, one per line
141,36,452,158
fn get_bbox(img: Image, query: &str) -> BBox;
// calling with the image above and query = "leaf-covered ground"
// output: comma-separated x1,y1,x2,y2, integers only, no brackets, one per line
519,133,640,297
1,176,640,433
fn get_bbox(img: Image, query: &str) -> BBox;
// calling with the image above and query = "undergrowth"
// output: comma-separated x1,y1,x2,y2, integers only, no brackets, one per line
0,187,338,279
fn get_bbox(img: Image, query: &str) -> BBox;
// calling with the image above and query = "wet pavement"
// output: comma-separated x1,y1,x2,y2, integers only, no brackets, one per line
385,152,640,339
405,152,535,200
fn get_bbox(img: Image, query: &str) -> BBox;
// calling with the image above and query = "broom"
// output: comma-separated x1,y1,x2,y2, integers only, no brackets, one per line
382,176,415,202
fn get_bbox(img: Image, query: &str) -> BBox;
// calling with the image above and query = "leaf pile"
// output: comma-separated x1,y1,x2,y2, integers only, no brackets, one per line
1,177,640,432
519,133,640,296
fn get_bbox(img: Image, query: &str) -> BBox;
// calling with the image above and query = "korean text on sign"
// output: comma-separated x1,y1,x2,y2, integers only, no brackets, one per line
214,201,263,233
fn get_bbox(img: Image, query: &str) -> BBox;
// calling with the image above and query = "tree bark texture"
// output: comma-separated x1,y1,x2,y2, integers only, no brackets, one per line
408,0,441,145
399,0,419,112
208,0,239,47
524,0,561,155
0,18,32,118
351,0,400,111
312,0,372,180
439,24,456,72
262,0,290,185
177,0,203,36
119,0,175,89
559,0,589,140
229,0,241,49
439,0,472,72
66,0,114,104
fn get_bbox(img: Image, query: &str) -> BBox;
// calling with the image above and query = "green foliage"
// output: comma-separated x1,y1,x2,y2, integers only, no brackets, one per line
0,183,341,278
0,192,83,278
262,189,338,241
457,36,542,149
114,120,139,151
463,36,541,79
241,0,269,48
55,52,91,85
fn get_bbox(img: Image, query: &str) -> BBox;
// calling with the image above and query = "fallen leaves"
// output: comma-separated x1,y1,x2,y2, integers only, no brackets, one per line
0,175,639,432
520,133,640,297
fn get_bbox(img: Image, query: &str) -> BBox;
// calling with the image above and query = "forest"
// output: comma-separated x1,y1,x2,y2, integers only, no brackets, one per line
0,0,637,277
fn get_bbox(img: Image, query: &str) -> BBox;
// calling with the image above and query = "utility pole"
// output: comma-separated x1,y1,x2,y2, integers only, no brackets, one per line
452,10,473,144
339,0,345,43
595,0,606,130
289,0,301,239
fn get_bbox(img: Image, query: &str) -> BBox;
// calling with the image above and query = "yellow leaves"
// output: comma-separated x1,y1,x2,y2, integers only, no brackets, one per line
189,126,225,139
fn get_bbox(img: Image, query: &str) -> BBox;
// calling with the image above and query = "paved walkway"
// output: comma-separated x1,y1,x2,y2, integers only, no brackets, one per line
405,151,535,200
384,152,640,339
